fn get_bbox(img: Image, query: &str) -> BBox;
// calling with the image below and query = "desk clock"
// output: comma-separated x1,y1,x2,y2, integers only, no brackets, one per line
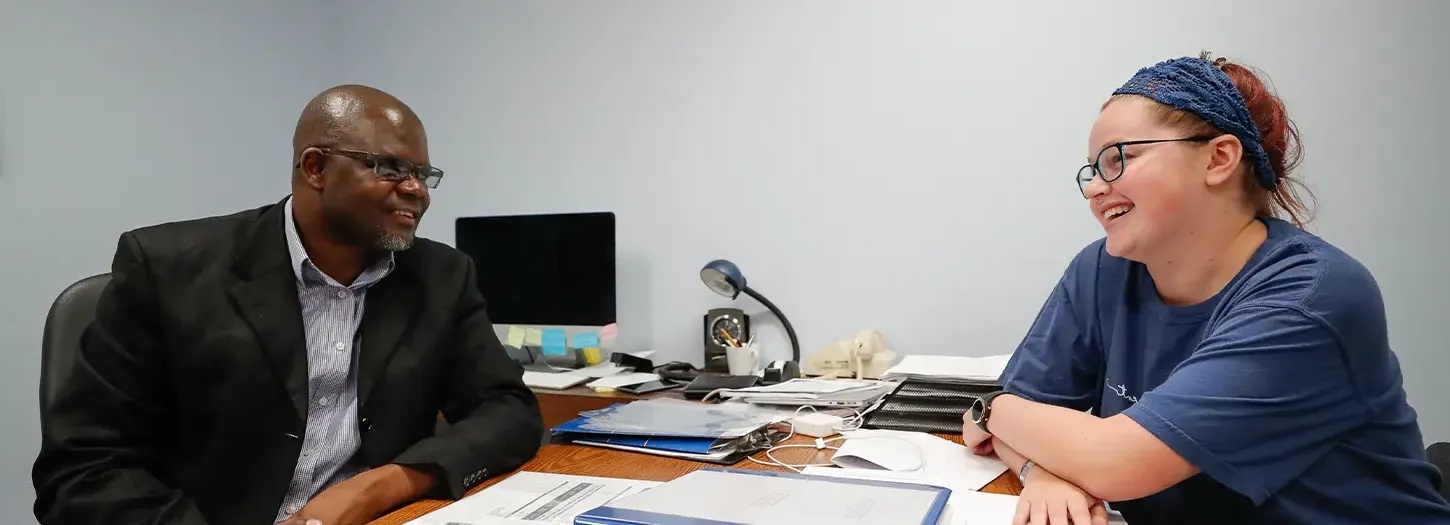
703,307,749,372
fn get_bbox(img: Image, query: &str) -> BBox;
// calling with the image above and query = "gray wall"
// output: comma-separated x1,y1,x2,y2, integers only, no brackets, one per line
0,1,336,522
1,2,1447,523
335,0,1450,436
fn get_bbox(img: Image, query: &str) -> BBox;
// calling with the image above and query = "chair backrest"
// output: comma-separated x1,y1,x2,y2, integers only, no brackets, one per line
1428,442,1450,501
40,273,111,413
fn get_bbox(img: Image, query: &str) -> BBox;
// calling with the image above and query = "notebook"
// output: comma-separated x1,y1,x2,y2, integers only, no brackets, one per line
573,467,950,525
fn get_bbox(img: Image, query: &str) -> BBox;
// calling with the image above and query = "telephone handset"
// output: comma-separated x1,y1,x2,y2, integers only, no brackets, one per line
801,329,900,379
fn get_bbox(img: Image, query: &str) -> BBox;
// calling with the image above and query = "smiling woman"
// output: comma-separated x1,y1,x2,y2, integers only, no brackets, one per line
960,53,1450,525
1113,53,1313,228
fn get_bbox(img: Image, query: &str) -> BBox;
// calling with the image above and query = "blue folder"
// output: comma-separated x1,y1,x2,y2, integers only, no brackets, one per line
551,410,733,453
573,467,951,525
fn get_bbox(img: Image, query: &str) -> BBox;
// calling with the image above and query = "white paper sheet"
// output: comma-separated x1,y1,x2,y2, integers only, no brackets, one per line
404,471,660,525
879,354,1012,384
830,429,1008,491
522,371,590,390
584,372,659,389
730,378,879,394
572,363,630,377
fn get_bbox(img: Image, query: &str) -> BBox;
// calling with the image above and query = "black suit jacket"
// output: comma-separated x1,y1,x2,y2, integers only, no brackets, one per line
33,200,543,525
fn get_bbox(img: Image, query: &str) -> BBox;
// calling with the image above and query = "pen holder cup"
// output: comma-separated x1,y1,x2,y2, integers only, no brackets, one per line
726,344,762,376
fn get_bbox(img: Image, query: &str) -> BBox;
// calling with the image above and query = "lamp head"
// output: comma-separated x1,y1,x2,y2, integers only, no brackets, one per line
700,259,746,299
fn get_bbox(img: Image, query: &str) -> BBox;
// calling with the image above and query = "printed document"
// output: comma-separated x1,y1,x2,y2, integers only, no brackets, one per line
404,472,660,525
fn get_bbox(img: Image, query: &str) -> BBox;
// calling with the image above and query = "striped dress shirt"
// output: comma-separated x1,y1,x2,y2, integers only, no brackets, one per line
273,197,396,523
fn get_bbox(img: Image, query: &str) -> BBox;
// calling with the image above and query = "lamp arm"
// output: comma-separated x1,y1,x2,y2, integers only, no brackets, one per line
742,285,800,363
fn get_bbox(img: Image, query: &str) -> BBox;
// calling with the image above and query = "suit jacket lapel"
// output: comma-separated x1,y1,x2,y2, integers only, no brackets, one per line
357,266,422,410
228,200,310,422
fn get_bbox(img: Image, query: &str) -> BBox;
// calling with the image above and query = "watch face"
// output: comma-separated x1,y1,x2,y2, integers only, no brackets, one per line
709,314,744,346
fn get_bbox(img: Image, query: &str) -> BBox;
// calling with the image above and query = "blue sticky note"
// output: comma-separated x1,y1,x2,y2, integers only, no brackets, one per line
573,332,600,349
541,329,568,356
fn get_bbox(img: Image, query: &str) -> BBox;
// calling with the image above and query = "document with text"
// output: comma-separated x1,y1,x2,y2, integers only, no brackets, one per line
404,471,661,525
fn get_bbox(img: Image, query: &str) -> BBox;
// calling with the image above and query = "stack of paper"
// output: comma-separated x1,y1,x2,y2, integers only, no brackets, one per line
522,363,638,390
879,354,1012,386
715,378,894,407
404,471,660,525
551,399,781,464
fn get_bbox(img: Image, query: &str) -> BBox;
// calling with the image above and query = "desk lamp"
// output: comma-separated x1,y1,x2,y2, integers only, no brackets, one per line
699,259,801,370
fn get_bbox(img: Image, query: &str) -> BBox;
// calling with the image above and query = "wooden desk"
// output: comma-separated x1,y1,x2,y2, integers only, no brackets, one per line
375,385,1019,524
372,435,1022,524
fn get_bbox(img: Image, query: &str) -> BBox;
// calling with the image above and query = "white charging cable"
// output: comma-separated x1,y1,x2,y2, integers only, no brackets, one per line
747,406,926,473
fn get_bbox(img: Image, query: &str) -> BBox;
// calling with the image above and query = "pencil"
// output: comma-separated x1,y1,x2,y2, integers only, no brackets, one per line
719,327,740,347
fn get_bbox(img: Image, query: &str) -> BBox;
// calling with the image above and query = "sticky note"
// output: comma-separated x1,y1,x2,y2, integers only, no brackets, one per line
541,329,568,356
582,347,602,365
600,323,619,340
524,328,543,346
572,332,600,349
505,325,526,348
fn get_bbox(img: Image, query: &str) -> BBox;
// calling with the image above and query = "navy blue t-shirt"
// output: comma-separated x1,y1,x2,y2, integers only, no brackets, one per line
1000,217,1450,524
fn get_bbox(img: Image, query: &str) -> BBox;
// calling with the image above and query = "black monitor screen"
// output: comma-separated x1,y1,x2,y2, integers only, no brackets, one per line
454,212,616,326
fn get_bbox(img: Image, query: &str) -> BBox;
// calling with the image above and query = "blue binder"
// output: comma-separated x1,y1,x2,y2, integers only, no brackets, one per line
573,467,951,525
550,402,782,463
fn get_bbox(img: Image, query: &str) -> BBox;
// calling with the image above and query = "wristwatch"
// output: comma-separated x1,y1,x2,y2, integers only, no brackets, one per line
969,390,1007,433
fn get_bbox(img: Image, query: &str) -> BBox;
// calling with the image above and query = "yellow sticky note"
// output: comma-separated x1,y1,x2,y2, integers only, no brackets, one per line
524,328,543,346
582,347,602,365
505,326,526,348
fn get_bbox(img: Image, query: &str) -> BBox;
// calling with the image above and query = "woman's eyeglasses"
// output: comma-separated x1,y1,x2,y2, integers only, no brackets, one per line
1075,136,1215,198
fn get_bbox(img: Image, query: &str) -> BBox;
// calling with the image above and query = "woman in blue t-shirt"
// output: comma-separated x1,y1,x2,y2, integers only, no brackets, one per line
960,53,1450,524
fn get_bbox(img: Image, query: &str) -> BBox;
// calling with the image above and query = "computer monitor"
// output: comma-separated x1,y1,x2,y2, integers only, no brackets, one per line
455,212,617,365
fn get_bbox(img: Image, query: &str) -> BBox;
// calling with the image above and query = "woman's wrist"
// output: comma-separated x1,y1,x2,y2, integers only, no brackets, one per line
1019,459,1038,483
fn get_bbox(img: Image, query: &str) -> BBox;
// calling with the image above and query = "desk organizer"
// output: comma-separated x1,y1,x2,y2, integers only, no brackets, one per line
861,379,998,434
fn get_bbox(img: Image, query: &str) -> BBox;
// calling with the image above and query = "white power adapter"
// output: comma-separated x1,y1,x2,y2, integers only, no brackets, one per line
791,413,844,438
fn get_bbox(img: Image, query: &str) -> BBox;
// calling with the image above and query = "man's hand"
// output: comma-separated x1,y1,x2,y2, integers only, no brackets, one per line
283,474,379,525
283,464,437,525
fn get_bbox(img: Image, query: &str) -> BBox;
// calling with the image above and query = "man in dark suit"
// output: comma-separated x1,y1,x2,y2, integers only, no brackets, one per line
33,85,543,525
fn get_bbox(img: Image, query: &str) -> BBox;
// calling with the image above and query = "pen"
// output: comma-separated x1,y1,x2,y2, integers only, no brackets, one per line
719,327,740,347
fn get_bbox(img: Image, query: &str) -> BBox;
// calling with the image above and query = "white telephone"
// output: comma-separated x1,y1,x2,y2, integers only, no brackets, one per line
802,329,899,380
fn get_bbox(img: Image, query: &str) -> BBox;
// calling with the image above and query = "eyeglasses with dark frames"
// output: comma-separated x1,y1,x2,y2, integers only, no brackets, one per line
1075,135,1217,198
303,147,444,189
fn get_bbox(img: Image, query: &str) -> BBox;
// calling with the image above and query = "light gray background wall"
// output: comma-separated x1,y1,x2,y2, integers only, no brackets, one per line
1,1,1446,523
0,1,338,522
337,0,1449,432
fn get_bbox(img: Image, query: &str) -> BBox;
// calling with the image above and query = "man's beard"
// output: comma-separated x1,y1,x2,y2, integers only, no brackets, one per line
375,231,414,251
323,209,416,252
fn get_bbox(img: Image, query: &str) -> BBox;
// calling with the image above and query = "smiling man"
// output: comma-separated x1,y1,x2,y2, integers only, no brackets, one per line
33,85,543,525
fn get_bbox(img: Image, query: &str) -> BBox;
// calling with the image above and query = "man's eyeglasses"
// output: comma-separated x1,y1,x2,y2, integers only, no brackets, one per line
1075,136,1215,198
307,147,444,189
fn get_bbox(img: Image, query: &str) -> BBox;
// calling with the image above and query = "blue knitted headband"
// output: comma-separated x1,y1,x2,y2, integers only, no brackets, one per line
1113,57,1277,190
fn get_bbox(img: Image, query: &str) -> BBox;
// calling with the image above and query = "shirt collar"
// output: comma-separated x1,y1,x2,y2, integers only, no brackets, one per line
282,196,395,287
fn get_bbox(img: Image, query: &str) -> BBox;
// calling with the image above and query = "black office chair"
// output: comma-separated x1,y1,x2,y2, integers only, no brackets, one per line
1427,442,1450,501
39,273,111,413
